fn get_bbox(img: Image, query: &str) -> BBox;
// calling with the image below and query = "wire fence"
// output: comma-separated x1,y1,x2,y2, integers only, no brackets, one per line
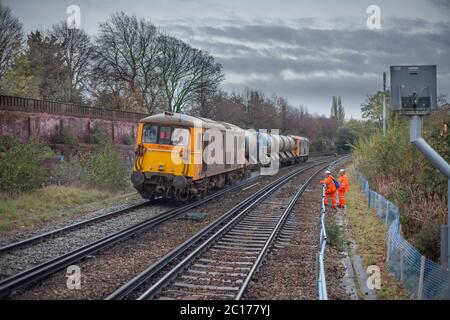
354,169,450,300
317,184,328,300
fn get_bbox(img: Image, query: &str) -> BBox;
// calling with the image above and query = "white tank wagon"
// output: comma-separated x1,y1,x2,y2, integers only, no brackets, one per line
244,131,300,166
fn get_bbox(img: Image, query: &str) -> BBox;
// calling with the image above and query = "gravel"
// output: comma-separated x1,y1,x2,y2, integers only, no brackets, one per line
243,175,352,300
0,197,148,248
11,164,308,299
0,200,171,280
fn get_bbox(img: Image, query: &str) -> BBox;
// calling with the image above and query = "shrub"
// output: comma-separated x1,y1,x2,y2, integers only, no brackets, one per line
325,218,345,251
0,136,54,194
123,134,135,145
352,110,449,259
413,222,441,260
52,152,93,186
52,145,130,190
89,123,109,145
89,144,129,189
52,125,78,145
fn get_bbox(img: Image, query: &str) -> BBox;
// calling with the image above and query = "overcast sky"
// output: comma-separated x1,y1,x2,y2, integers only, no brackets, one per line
4,0,450,118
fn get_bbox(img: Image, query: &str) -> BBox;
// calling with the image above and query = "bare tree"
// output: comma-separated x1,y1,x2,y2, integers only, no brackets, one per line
158,34,224,112
93,12,160,113
0,4,23,79
49,22,94,102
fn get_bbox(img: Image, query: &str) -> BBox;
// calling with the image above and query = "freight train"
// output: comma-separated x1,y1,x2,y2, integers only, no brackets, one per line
131,112,309,201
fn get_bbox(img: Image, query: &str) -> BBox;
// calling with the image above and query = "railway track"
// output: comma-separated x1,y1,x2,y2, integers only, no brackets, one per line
106,157,343,300
0,159,329,298
0,199,154,254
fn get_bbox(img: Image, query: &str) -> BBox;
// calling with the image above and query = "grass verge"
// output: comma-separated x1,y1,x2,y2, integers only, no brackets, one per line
345,166,408,300
0,186,139,234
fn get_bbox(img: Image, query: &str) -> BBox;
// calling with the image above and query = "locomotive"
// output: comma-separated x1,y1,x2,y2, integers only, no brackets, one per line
131,112,309,201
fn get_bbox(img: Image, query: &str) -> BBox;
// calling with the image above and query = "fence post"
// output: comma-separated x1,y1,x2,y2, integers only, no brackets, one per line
385,201,389,224
386,232,391,264
417,255,426,300
400,247,404,283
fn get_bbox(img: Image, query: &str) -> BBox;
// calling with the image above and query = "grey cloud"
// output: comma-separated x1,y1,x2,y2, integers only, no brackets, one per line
430,0,450,10
165,18,450,117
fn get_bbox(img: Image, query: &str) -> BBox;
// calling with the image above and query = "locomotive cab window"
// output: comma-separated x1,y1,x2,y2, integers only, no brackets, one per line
142,124,190,146
142,125,158,144
159,126,172,144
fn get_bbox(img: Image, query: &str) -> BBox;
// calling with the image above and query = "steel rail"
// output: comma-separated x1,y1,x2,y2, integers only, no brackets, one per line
0,198,154,254
134,159,335,300
235,165,327,299
105,159,329,300
1,159,330,255
0,171,272,298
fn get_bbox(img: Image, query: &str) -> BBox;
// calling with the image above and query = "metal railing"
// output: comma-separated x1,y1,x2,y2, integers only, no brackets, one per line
0,95,147,122
318,184,328,300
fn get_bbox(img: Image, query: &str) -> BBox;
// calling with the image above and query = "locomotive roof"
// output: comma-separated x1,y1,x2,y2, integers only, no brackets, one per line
140,112,244,131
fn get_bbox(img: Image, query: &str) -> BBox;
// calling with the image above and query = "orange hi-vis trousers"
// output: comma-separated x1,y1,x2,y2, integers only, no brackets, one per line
338,174,350,207
324,190,337,208
338,189,346,207
320,175,337,209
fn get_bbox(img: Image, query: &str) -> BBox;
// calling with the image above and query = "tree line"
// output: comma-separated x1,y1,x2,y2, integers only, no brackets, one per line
0,6,224,114
0,3,360,152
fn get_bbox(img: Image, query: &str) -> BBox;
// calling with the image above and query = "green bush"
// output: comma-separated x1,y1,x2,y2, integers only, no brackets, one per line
311,137,336,153
413,223,441,260
89,144,129,189
52,125,78,145
52,152,93,185
0,136,54,194
325,218,345,251
353,111,449,259
122,134,135,145
89,123,109,145
53,145,129,190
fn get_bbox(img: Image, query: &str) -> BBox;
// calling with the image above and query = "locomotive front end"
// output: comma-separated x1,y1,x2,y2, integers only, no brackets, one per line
132,113,199,201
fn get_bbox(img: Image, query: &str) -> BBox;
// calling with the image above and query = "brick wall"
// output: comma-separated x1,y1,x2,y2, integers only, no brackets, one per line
0,109,139,145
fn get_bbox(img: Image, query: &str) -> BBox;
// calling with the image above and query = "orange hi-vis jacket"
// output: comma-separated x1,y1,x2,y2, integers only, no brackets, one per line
338,174,350,192
320,176,336,194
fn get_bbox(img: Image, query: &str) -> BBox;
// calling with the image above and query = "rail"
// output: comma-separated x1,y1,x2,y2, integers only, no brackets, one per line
317,184,328,300
108,159,334,300
316,155,351,300
0,175,264,298
0,95,147,122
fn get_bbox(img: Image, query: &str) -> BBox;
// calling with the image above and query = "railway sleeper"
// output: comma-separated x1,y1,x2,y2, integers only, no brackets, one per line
173,282,240,292
180,275,244,286
186,269,248,278
161,289,234,300
198,258,253,265
191,263,251,271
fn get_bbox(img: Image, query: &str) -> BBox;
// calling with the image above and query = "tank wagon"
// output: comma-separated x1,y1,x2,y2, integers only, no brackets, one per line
131,112,309,201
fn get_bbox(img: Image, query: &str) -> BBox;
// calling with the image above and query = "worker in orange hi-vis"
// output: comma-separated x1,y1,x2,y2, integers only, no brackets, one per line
320,170,337,209
338,168,350,208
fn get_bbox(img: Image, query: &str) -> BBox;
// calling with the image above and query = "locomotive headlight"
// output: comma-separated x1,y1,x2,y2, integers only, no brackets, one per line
158,164,165,171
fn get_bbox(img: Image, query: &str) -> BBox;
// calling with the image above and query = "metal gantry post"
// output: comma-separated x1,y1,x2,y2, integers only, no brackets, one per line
409,115,450,270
